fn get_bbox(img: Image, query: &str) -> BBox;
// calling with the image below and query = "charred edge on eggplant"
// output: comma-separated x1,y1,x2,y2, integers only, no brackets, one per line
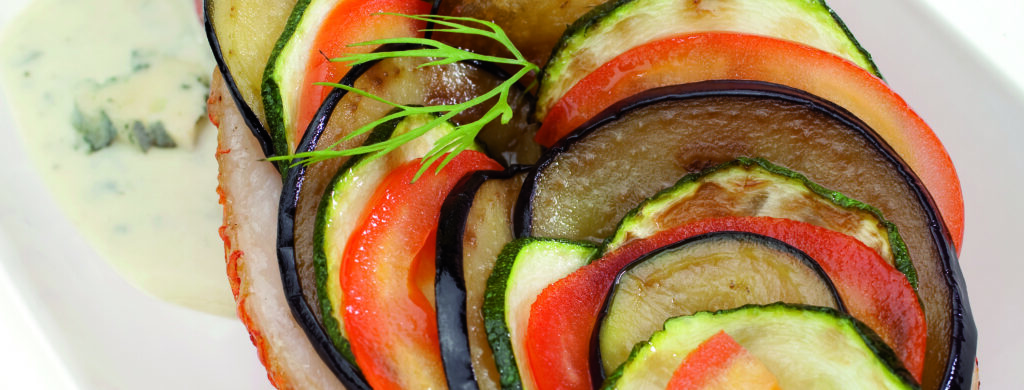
203,0,275,159
587,230,849,385
513,80,975,390
435,166,530,390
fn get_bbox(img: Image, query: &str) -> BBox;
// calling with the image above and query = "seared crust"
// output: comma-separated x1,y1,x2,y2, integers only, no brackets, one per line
210,70,344,389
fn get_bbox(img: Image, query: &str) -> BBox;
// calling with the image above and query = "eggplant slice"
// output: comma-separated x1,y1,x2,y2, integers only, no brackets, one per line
278,43,539,388
436,167,529,390
434,0,606,69
204,0,297,157
516,80,974,390
593,231,846,382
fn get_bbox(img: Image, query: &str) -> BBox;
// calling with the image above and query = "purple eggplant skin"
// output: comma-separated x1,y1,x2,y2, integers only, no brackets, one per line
435,167,530,390
513,80,976,390
588,231,849,385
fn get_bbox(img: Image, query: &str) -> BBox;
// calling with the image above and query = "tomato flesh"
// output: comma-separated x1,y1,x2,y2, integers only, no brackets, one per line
526,216,925,389
666,331,781,390
536,32,962,249
342,151,502,389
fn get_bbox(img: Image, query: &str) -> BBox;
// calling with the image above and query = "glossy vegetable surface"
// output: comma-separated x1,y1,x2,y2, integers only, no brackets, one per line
250,5,978,390
342,151,501,389
484,238,596,389
276,44,535,388
314,113,459,366
287,46,538,344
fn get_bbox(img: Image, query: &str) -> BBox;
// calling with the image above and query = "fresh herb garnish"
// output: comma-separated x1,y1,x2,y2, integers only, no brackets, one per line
269,13,538,180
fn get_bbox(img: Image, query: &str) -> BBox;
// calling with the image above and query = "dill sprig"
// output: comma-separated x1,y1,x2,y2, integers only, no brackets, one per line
268,13,538,180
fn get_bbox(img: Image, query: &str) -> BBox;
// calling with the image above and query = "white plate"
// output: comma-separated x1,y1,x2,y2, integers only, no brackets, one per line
0,0,1021,389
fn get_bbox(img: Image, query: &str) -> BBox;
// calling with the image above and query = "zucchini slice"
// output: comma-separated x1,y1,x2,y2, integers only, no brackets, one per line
596,231,844,377
604,304,919,389
205,0,298,156
602,157,916,288
436,167,529,390
261,0,430,156
516,81,973,389
483,238,598,389
314,112,462,366
536,0,880,120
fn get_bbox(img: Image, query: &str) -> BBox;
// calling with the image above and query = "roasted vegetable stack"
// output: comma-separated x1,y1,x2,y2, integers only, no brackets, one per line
204,0,975,389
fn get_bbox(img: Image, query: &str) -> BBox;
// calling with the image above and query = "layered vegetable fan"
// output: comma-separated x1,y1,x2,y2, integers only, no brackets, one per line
203,0,976,389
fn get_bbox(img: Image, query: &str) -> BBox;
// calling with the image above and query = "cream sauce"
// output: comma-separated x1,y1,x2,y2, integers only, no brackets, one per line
0,0,233,316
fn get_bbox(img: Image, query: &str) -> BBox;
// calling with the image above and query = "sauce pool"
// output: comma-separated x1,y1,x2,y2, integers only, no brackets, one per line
0,0,233,316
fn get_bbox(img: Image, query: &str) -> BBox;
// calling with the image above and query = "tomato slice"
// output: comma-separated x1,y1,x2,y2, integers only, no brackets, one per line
666,331,781,390
342,151,502,389
294,0,430,143
536,32,963,249
526,216,925,390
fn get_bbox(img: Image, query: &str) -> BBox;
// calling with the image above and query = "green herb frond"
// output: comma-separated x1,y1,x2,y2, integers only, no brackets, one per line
269,13,537,180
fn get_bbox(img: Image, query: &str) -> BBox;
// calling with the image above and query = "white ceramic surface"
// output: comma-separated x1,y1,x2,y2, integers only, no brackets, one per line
0,0,1021,389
